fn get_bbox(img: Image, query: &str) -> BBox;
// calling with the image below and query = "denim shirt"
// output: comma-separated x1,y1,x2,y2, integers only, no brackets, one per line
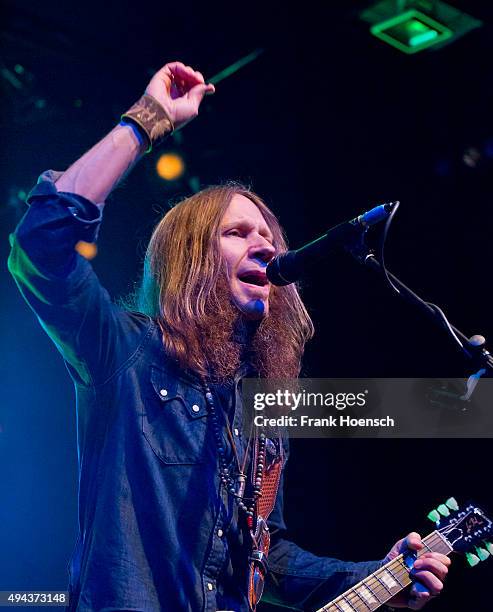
8,171,381,611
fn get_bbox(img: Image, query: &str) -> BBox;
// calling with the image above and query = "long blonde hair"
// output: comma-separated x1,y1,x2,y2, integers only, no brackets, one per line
134,184,314,378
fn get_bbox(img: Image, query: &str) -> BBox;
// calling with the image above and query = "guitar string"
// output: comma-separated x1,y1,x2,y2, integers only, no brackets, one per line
320,507,487,612
329,519,486,612
330,548,444,612
322,551,420,611
327,551,448,612
322,532,451,612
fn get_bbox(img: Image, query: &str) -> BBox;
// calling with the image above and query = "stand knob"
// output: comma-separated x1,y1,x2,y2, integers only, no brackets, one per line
468,335,486,348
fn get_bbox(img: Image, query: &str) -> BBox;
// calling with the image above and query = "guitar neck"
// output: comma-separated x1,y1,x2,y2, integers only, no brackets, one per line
316,531,453,612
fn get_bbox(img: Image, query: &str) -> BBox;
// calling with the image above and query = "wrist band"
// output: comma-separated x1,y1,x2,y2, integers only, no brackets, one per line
121,93,174,153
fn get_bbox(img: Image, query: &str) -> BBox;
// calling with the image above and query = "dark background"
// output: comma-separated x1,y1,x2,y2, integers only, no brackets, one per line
1,0,492,609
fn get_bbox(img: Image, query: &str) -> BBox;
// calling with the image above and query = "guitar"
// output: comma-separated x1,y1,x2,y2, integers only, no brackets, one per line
316,498,492,612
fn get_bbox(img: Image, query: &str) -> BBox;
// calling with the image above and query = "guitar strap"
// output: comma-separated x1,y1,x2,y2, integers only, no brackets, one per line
247,436,285,611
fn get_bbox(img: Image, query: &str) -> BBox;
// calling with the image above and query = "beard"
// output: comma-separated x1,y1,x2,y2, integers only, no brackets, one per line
197,274,301,383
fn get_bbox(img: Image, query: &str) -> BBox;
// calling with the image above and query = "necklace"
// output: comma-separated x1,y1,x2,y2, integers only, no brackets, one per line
203,381,266,530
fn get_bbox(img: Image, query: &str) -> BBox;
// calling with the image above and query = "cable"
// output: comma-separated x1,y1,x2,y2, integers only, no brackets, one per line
374,201,470,358
376,200,401,295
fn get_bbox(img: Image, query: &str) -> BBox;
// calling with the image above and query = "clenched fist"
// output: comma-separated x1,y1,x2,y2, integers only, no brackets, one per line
145,61,215,130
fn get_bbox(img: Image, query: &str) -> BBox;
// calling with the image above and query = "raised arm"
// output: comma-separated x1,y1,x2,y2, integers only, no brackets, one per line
8,61,214,387
55,61,214,202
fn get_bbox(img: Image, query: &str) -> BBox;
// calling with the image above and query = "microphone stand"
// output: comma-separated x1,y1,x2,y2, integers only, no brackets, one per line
345,230,493,396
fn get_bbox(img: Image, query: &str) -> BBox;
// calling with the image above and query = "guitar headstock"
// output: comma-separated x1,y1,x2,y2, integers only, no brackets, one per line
428,497,493,566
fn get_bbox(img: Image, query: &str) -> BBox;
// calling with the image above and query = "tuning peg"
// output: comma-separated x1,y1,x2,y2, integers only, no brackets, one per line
466,552,481,567
437,504,450,517
445,497,459,511
476,546,490,561
427,509,440,523
484,541,493,554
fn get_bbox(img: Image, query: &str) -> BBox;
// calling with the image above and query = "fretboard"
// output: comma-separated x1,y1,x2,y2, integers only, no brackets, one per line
316,531,453,612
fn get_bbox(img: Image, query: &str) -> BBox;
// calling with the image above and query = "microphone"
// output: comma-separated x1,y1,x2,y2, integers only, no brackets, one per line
266,202,397,286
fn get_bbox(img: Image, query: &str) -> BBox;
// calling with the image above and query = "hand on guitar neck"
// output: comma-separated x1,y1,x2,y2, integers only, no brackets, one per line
320,500,493,612
382,532,450,610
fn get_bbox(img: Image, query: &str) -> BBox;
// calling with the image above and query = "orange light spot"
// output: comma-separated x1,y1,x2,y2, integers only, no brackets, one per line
156,153,185,181
75,241,98,260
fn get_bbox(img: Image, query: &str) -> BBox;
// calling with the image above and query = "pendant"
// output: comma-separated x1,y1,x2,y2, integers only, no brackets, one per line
235,473,246,498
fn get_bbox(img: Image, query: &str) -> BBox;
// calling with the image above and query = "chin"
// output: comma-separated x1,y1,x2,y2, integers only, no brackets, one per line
239,299,268,320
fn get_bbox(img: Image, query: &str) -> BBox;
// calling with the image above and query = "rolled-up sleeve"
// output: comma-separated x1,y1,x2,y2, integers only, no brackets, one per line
8,170,152,387
12,169,104,276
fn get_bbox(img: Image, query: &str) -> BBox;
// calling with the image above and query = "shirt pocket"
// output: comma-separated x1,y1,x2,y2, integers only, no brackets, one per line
142,366,209,464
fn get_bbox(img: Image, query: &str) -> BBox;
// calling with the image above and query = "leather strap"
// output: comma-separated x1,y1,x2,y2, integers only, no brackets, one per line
121,93,174,153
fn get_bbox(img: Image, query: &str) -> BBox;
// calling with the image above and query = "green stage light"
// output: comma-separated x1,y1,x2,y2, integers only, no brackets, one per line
361,1,482,55
371,10,452,54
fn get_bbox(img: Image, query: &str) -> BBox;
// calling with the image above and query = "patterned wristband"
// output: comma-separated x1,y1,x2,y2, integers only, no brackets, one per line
121,93,174,153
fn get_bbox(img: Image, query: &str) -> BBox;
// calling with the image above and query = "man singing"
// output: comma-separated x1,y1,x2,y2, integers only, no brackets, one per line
8,62,449,611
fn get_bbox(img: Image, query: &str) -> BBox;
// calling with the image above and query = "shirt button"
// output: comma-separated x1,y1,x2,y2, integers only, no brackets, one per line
217,529,223,537
159,389,168,397
234,428,239,436
192,404,200,413
207,582,214,591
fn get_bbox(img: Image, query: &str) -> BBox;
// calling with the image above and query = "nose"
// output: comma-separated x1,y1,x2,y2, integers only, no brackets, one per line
249,234,276,264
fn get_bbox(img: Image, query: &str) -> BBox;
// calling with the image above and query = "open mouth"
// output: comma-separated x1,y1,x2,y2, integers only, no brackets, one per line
238,270,269,287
